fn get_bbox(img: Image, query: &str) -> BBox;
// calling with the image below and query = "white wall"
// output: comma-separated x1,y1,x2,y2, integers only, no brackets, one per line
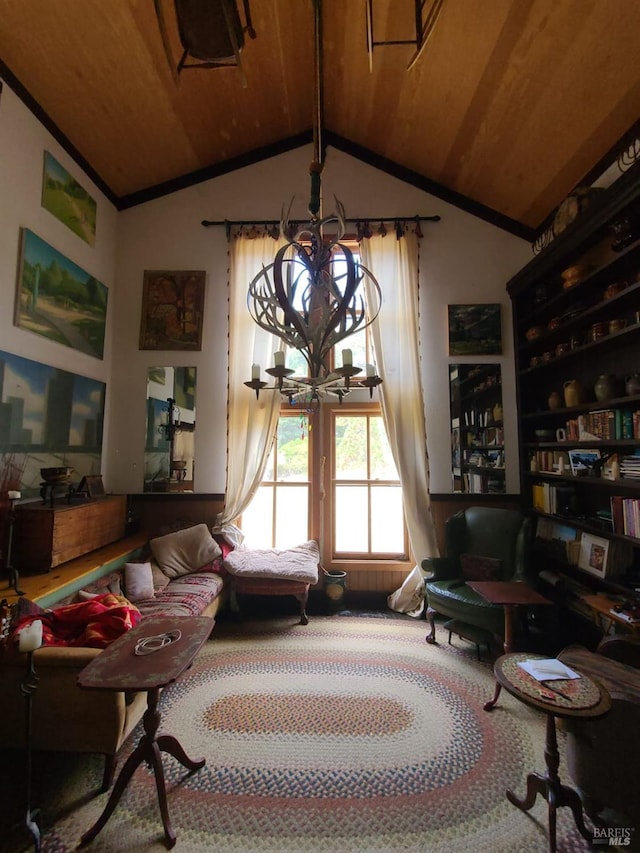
112,144,531,494
1,77,532,499
0,82,118,485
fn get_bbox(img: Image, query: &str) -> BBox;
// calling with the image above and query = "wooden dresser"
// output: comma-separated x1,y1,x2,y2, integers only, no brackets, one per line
13,495,127,573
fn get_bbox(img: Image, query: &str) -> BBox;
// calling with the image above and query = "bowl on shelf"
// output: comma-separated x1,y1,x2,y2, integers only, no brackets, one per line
534,429,555,441
525,325,544,341
40,466,73,484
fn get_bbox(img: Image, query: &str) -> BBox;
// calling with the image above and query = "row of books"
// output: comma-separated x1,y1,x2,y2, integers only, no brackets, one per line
620,455,640,480
532,481,559,514
611,495,640,537
564,409,640,441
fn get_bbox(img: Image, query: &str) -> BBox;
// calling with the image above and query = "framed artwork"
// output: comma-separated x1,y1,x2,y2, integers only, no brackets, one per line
42,151,97,245
448,304,502,355
139,270,205,351
568,448,601,476
578,532,610,578
0,348,106,499
78,474,105,497
15,228,108,359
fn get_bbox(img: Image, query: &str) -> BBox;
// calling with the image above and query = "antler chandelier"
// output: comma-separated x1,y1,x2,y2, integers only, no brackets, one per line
244,0,382,405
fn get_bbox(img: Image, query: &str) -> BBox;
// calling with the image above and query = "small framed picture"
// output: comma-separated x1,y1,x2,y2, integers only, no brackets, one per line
568,448,601,476
578,533,609,578
78,475,105,497
448,304,502,355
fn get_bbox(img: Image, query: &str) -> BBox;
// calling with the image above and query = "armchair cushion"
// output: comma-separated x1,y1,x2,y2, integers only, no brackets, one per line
460,553,502,582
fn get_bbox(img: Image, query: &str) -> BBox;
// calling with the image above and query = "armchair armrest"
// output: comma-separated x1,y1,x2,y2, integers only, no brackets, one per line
421,556,458,581
596,636,640,669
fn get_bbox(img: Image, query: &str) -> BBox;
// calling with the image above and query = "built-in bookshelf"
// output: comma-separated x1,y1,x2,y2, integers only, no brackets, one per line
508,158,640,624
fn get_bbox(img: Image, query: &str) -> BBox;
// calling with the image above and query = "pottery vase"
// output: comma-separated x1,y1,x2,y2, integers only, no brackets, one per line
563,379,586,408
548,391,563,410
625,374,640,396
594,374,618,402
492,402,503,423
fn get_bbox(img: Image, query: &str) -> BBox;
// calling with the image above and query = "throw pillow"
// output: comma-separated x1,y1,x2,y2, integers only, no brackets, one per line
460,552,503,582
150,523,221,579
124,561,155,602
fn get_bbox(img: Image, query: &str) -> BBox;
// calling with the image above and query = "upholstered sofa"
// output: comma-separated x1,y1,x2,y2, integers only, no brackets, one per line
422,507,535,645
0,523,228,791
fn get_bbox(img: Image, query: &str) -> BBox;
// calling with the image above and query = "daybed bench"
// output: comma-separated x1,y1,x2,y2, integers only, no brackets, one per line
223,540,320,625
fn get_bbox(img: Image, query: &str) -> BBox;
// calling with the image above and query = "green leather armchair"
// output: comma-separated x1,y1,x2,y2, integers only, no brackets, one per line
422,506,535,645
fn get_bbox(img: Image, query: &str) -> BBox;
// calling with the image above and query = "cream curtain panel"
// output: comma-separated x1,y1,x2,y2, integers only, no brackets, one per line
359,229,439,615
216,231,287,527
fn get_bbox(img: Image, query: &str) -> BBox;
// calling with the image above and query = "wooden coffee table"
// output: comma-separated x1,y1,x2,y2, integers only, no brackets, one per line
78,615,214,849
492,653,611,853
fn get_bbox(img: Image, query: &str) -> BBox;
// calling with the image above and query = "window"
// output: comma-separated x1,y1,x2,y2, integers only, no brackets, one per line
241,410,312,550
328,405,407,559
242,242,410,571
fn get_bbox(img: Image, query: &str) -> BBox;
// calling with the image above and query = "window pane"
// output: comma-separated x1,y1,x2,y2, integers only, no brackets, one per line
276,415,309,480
275,485,309,548
371,486,405,552
335,485,368,551
370,417,399,480
242,486,274,549
335,416,367,480
263,445,275,481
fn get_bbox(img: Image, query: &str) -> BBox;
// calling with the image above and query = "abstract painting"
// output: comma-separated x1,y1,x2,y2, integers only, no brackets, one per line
139,270,205,351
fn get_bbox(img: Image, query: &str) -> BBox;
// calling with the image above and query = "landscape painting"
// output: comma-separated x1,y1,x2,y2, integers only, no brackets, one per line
448,303,502,355
42,151,97,245
0,348,106,498
15,228,108,359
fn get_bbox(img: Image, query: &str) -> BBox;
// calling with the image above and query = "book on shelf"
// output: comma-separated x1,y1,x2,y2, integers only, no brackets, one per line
611,494,640,538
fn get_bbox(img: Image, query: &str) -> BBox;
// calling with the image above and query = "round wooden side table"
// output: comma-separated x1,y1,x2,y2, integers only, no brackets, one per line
492,652,611,853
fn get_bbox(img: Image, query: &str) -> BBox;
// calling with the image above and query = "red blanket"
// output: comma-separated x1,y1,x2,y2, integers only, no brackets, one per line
12,593,141,649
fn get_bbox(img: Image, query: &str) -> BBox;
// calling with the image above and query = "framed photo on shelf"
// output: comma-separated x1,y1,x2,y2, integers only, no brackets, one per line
578,532,609,579
78,475,105,497
568,448,601,476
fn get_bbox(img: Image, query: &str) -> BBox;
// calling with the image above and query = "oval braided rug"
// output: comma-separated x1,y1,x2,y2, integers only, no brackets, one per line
12,616,595,852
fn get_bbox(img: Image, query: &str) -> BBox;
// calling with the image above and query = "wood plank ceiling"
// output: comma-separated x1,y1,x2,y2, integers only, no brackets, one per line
0,0,639,237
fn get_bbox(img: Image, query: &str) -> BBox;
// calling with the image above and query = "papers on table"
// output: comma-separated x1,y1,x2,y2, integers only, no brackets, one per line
517,659,581,682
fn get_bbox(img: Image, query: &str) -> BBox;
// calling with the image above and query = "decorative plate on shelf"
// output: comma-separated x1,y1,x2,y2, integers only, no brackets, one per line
553,187,605,237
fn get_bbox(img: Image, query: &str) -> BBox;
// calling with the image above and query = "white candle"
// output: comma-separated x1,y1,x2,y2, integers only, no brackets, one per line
251,364,260,380
18,619,43,653
274,351,285,368
8,490,21,500
342,349,352,367
366,364,375,378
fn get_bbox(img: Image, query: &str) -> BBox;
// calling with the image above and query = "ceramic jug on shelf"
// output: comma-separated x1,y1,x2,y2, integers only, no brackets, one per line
548,391,563,410
563,379,586,408
594,374,618,402
492,402,503,423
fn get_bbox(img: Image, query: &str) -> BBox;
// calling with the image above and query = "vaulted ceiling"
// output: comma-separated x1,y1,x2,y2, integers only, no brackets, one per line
1,0,639,239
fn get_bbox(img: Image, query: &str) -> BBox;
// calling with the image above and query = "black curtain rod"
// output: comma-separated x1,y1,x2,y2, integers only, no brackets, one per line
201,214,441,228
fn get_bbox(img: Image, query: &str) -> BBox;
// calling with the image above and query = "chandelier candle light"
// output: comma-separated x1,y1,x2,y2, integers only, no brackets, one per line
244,0,382,406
